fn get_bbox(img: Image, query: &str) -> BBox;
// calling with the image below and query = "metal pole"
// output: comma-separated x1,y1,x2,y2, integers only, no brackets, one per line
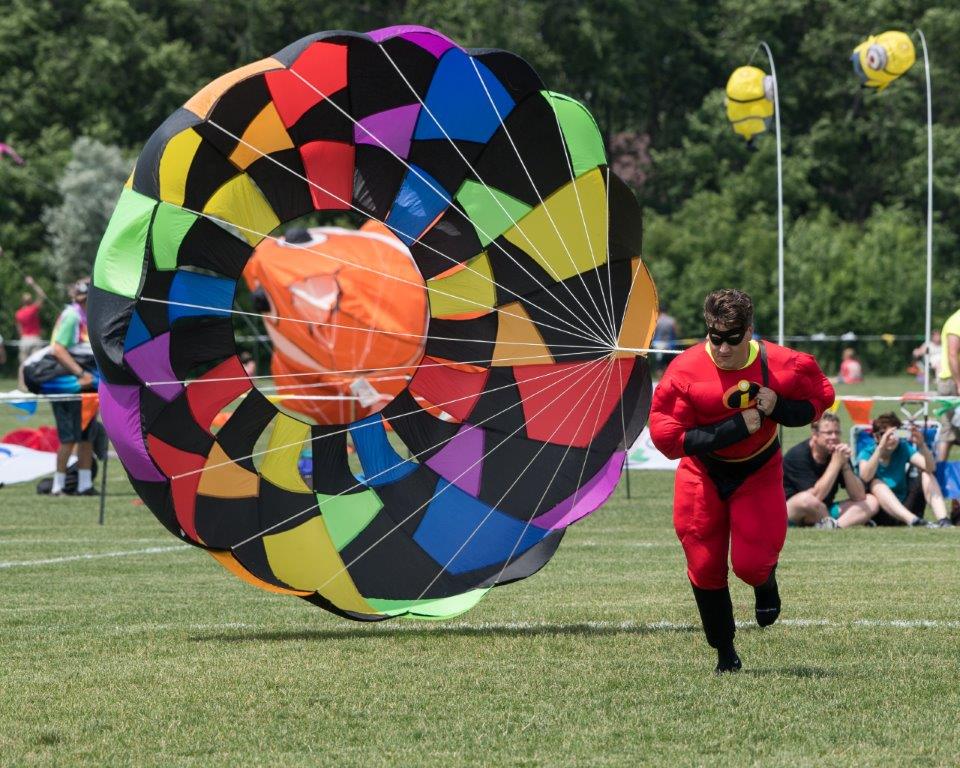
98,449,108,525
917,29,934,393
760,41,785,346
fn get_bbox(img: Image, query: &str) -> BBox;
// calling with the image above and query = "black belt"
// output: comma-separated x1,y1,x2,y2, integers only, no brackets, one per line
697,436,781,500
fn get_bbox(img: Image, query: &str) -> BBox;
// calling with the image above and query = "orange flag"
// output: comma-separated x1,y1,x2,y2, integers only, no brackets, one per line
80,393,100,430
843,398,873,425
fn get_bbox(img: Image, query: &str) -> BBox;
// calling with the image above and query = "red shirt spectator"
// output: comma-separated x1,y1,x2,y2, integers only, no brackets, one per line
15,276,48,364
838,348,863,384
15,301,41,337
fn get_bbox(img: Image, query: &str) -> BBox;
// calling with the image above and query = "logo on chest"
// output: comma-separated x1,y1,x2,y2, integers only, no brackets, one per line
722,379,761,409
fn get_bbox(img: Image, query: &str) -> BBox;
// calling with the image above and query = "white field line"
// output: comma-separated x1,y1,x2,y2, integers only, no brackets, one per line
0,545,190,569
427,618,960,631
91,617,960,636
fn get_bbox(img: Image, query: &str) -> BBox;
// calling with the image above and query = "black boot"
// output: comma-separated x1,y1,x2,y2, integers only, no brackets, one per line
754,565,781,628
715,643,742,674
691,583,741,673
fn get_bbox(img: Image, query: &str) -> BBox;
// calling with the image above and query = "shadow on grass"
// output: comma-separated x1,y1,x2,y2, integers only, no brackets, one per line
190,621,701,643
742,666,838,679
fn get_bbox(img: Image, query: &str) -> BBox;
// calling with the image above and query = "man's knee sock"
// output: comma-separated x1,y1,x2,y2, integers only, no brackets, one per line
691,583,735,650
754,564,781,627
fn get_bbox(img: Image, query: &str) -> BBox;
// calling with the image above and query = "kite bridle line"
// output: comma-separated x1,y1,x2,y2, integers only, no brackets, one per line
276,356,614,599
463,55,616,344
203,117,609,349
228,353,611,555
168,206,609,349
140,293,613,353
536,78,618,342
483,255,650,594
466,249,649,595
148,345,659,485
169,349,616,482
293,48,615,346
416,354,620,600
488,351,623,593
142,347,623,388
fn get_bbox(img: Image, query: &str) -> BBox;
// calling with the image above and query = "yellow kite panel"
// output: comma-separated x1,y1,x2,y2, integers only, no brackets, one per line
263,516,377,614
158,129,202,208
503,168,607,283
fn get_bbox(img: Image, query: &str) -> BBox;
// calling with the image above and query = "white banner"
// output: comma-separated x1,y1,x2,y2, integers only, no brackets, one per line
0,443,58,485
626,427,679,471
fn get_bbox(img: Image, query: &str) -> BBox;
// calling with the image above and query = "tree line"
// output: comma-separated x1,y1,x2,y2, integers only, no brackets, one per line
0,0,956,373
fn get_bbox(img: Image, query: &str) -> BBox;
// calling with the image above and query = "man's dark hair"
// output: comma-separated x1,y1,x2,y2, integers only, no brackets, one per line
812,412,840,432
871,411,902,434
703,289,753,329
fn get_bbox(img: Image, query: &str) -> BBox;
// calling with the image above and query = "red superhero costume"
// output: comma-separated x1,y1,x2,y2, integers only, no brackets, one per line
650,339,834,663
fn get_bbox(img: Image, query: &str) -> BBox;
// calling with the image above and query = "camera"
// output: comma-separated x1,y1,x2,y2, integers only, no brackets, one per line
894,427,913,440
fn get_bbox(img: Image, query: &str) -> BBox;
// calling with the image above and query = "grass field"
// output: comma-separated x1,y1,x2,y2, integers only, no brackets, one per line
1,375,959,766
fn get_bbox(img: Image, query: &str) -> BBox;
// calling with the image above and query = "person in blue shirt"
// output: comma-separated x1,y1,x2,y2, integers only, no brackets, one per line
857,412,953,527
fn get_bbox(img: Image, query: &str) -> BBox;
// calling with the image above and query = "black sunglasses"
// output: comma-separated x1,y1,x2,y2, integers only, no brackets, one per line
707,326,747,346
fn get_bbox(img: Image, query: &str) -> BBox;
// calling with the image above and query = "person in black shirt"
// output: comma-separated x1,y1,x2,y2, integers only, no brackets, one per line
784,412,878,528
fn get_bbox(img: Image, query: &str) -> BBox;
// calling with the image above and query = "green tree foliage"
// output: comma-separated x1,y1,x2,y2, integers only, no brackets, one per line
41,137,132,285
0,0,957,372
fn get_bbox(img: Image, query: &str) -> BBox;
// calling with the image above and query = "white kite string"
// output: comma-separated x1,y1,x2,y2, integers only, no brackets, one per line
300,357,612,594
169,352,615,481
468,56,617,344
487,357,621,590
203,119,609,349
416,356,620,599
141,292,611,353
141,348,612,388
229,355,610,553
370,50,613,345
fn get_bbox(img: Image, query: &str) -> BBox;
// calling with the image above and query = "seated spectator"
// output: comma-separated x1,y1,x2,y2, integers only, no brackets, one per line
856,412,953,527
837,347,863,384
784,412,878,528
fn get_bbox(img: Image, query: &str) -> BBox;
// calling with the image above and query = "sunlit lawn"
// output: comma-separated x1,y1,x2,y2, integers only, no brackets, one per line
1,375,958,766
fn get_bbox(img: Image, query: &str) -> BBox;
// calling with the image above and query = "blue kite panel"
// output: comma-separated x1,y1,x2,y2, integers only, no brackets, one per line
384,165,450,245
413,50,515,143
123,310,151,351
349,413,418,487
168,271,234,324
413,480,548,574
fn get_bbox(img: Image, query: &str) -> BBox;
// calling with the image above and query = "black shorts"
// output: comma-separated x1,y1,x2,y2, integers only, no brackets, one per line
51,401,93,444
873,475,926,525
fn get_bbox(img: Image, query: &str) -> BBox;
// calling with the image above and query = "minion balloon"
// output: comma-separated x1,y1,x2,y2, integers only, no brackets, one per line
852,31,916,90
725,66,775,145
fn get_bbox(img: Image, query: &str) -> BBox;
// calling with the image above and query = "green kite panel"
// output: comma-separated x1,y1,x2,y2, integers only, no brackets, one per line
367,588,490,619
456,179,532,247
318,490,383,551
151,203,198,271
93,187,156,298
545,91,607,178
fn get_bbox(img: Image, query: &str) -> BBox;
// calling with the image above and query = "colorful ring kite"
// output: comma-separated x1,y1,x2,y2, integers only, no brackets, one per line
90,25,657,620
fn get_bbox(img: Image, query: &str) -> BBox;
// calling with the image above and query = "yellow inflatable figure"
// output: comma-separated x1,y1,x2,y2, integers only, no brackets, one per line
852,31,915,90
725,66,774,144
